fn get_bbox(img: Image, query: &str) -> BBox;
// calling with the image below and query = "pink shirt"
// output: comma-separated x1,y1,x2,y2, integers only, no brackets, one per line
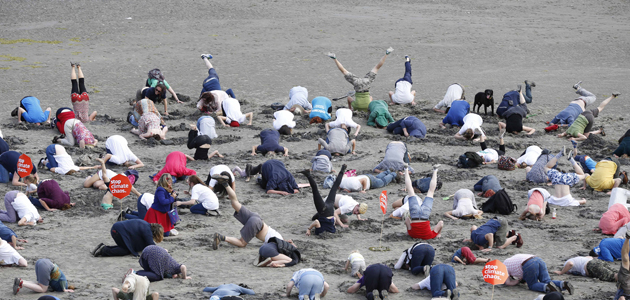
599,203,630,235
504,254,535,279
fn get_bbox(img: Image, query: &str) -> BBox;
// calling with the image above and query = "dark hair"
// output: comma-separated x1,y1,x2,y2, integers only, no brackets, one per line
463,128,474,140
622,171,629,185
60,203,73,211
155,83,166,94
188,175,207,187
619,129,630,144
345,126,352,135
278,125,292,135
310,116,323,124
589,249,597,257
212,171,233,197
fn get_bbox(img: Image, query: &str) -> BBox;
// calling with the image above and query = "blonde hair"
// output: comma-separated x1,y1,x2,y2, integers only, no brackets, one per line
358,203,368,214
157,173,173,193
23,175,35,184
350,249,360,254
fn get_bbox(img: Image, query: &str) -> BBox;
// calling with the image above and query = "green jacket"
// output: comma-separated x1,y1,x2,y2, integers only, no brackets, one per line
367,100,394,127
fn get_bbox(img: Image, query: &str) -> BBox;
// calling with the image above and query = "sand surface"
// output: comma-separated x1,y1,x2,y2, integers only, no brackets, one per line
1,0,630,299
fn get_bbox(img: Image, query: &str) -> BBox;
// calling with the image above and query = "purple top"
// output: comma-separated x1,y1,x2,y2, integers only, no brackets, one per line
37,180,70,209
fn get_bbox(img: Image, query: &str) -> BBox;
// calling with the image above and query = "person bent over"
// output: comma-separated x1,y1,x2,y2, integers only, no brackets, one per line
394,242,434,276
302,166,347,235
347,263,398,300
519,188,551,221
544,148,587,206
285,269,329,300
614,233,630,300
465,217,521,252
504,254,574,295
388,56,416,105
554,256,617,282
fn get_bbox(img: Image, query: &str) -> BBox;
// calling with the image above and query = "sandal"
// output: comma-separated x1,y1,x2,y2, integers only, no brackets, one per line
100,203,114,210
13,278,21,295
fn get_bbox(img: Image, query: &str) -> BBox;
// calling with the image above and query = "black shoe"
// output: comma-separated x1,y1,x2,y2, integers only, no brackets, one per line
117,211,126,222
91,243,105,257
573,81,582,90
11,107,18,117
37,158,46,170
127,111,133,124
52,136,60,143
563,282,574,295
211,174,230,186
125,208,133,215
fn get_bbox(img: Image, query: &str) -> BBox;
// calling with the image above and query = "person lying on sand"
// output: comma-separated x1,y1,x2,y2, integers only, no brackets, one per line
450,247,489,265
498,85,535,135
217,97,253,127
553,255,617,282
112,271,159,300
311,149,334,173
464,217,521,251
84,158,140,210
387,116,426,139
101,135,144,169
256,237,300,268
394,242,434,276
202,283,255,300
543,147,587,206
556,90,618,141
338,171,396,193
583,157,626,194
52,108,98,148
614,129,630,158
131,111,167,140
40,144,99,175
284,86,312,115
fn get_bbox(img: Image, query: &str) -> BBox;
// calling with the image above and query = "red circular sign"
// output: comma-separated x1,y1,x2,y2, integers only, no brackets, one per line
109,174,132,199
483,260,509,285
17,154,33,178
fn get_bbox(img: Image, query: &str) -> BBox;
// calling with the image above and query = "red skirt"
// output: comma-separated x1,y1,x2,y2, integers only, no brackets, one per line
144,207,174,233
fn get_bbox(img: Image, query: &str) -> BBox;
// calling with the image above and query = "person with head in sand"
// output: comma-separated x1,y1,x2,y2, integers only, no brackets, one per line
556,92,619,141
433,83,465,114
0,239,27,267
610,188,630,210
595,203,630,235
12,96,52,126
518,145,543,168
451,112,483,140
475,131,507,165
285,268,329,300
13,258,75,295
12,191,42,226
256,236,301,268
614,129,630,158
85,158,141,210
203,284,255,300
402,165,444,240
327,47,393,112
112,271,159,300
591,237,630,262
451,246,489,265
544,147,588,206
388,55,416,105
121,193,154,221
318,127,356,156
102,135,145,169
0,222,28,250
40,144,100,175
526,150,554,184
145,173,178,236
311,149,334,173
302,165,347,236
332,194,368,228
34,179,75,212
387,116,426,139
205,164,236,197
498,85,536,135
465,217,522,252
473,175,502,197
152,151,197,183
174,175,220,216
519,188,551,221
217,97,253,127
52,107,98,148
373,141,412,173
394,242,435,276
546,81,618,130
367,99,395,129
245,160,299,195
345,250,366,279
69,62,97,122
440,100,471,129
131,111,167,140
614,233,630,300
503,254,574,295
309,96,332,124
273,110,296,135
145,68,182,115
129,95,164,128
444,189,483,220
326,108,361,137
210,174,286,249
285,86,312,115
411,265,460,298
0,150,40,187
346,263,398,300
198,53,235,98
583,157,627,194
137,245,191,282
92,219,163,257
553,255,617,283
252,129,289,157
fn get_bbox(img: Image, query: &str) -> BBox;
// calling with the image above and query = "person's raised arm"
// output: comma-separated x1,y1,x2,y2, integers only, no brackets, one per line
554,261,573,275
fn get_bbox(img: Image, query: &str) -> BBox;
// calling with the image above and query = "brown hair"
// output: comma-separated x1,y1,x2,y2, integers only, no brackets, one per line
188,175,207,187
23,175,35,184
157,174,173,193
462,128,474,140
155,83,167,96
199,91,215,104
151,223,164,243
60,203,73,211
310,116,323,124
278,125,292,135
65,170,77,175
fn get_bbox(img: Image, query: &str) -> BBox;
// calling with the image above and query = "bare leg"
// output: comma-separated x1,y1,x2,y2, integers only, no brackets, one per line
370,54,389,74
347,96,353,110
203,57,213,69
388,91,394,104
333,59,350,75
518,88,526,105
21,280,47,293
225,184,241,212
245,112,254,125
622,234,630,271
112,288,120,300
77,64,84,79
596,95,616,114
522,126,536,135
404,168,415,197
71,64,77,80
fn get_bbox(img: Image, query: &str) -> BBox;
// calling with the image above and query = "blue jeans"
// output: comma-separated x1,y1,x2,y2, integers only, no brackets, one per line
0,164,9,183
190,203,207,215
45,144,58,169
201,68,222,96
129,114,139,127
196,116,213,132
297,271,324,300
410,244,434,275
366,171,395,189
413,178,431,193
394,61,412,85
124,195,148,220
29,196,44,209
409,196,434,220
550,103,582,125
524,82,533,103
522,257,563,293
430,264,457,298
473,175,501,193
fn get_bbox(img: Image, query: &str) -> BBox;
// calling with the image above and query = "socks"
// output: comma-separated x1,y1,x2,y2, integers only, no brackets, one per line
569,157,577,165
555,151,564,159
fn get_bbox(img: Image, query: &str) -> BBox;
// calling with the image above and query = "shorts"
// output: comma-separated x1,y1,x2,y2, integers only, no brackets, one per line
586,259,616,282
344,71,376,93
505,114,523,133
547,169,581,186
351,259,366,275
35,259,54,286
352,92,371,111
258,242,279,258
116,291,153,300
493,217,509,247
71,92,89,103
566,115,589,137
315,216,336,235
234,206,263,243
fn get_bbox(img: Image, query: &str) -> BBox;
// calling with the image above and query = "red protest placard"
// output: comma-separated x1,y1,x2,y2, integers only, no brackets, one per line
17,154,33,178
379,191,387,214
109,174,132,200
483,260,509,285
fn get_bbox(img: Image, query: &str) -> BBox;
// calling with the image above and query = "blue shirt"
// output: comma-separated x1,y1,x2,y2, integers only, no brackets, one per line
203,284,255,299
260,160,299,193
471,219,501,247
141,87,164,102
20,96,48,123
309,97,331,121
399,116,426,138
256,130,285,155
442,100,470,126
0,223,17,242
151,186,174,213
597,238,626,262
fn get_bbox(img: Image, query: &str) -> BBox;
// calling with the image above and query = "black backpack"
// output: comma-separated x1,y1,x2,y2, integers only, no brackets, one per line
481,189,517,215
458,151,484,168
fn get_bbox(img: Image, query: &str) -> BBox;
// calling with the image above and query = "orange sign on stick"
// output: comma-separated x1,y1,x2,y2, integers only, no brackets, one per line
17,154,33,178
379,191,387,214
109,174,132,200
483,260,509,285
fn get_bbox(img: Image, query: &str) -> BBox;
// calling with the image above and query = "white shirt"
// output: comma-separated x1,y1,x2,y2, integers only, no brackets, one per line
394,243,429,269
458,114,485,137
392,202,409,218
191,184,219,210
98,169,118,181
609,188,630,209
338,196,359,215
208,165,235,188
140,193,154,210
12,194,40,224
0,240,23,266
517,146,542,166
264,227,283,243
272,110,296,130
105,135,138,165
328,108,359,129
452,198,479,217
198,117,218,139
434,84,463,110
477,149,499,163
223,98,246,124
340,175,370,192
564,256,591,276
392,81,414,104
415,276,447,291
53,153,80,175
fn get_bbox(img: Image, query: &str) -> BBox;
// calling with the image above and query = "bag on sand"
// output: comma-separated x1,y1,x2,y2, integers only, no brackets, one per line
481,189,517,215
323,174,336,189
458,152,483,168
497,156,517,171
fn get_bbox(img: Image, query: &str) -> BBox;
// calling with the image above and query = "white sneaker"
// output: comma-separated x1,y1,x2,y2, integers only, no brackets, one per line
386,47,394,55
169,229,179,236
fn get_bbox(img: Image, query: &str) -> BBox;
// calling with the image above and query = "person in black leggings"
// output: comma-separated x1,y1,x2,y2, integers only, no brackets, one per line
347,263,399,300
186,128,223,160
70,62,97,122
301,165,347,236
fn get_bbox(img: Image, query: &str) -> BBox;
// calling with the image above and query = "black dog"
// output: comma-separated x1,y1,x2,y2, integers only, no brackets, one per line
473,89,494,115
